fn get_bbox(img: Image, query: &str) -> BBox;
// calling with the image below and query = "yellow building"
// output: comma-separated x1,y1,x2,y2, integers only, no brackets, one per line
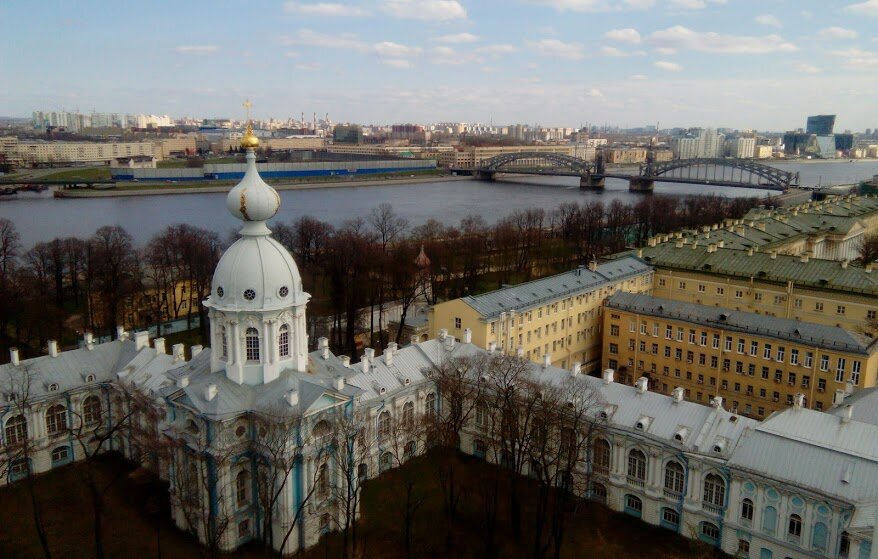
0,137,156,165
437,145,577,168
602,292,878,418
605,147,647,164
428,256,653,372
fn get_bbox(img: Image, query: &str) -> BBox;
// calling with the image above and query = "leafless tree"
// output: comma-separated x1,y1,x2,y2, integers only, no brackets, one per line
326,409,373,559
859,234,878,265
84,226,141,334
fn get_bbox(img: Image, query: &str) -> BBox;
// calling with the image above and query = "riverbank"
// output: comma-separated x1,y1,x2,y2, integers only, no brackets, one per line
54,173,467,198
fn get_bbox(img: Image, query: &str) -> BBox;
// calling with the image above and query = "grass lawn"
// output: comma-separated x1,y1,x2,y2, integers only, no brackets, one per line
0,452,725,559
39,167,112,181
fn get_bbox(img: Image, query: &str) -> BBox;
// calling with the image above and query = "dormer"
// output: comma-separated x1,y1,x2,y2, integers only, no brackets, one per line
635,415,653,432
673,426,690,444
712,437,728,455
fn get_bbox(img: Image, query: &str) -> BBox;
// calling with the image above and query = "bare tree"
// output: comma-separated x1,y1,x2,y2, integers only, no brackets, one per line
859,234,878,265
326,409,373,559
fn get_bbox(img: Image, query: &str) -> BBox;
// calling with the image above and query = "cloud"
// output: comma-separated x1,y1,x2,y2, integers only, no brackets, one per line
624,0,655,9
604,28,642,44
629,74,648,80
795,63,821,74
281,29,365,50
381,0,466,20
845,0,878,16
754,14,782,28
434,33,479,44
655,47,677,55
527,38,586,59
600,46,628,56
585,87,604,98
653,60,682,71
372,41,422,58
175,45,219,55
283,2,369,16
831,47,878,67
529,0,610,12
476,44,518,55
294,62,320,71
647,26,798,54
817,27,858,40
383,58,414,69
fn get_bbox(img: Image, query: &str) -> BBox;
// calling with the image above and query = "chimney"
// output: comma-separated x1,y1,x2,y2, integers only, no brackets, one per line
191,345,203,358
841,260,849,269
635,377,648,393
588,258,598,272
334,376,345,391
445,335,456,351
770,250,777,260
438,328,448,341
845,379,855,395
675,239,684,248
487,341,496,354
842,404,853,424
153,337,166,355
361,349,372,372
800,253,809,263
793,393,804,409
387,341,398,354
320,338,330,360
463,328,472,344
48,340,58,357
866,262,874,274
672,387,684,403
648,237,657,247
172,343,185,361
602,369,614,384
341,355,351,368
177,375,189,388
712,396,724,409
717,240,724,248
543,353,551,369
286,389,299,407
385,345,394,366
133,331,149,351
9,348,19,366
707,243,717,253
833,389,846,406
84,332,94,349
204,383,217,402
516,346,524,358
746,248,754,256
116,326,126,341
571,361,581,376
757,222,766,231
636,248,643,258
410,335,420,346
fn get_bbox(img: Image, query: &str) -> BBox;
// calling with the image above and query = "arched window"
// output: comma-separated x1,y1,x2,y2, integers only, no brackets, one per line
662,507,680,527
245,327,260,362
627,449,647,482
839,531,850,556
593,439,611,472
221,326,228,360
5,414,27,445
624,494,643,517
46,405,67,435
591,482,607,504
51,446,70,464
741,498,754,522
402,401,414,429
404,440,416,459
703,473,726,509
475,401,488,427
664,461,685,496
316,463,329,500
762,505,777,534
811,521,827,552
83,395,102,426
378,411,391,441
473,439,486,458
185,463,200,503
236,469,250,507
357,463,368,481
312,419,331,445
425,393,436,418
699,522,720,543
379,451,393,473
278,324,290,358
788,514,802,540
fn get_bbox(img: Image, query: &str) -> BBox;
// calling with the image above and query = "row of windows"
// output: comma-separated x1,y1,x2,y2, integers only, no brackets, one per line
220,324,292,363
4,396,103,445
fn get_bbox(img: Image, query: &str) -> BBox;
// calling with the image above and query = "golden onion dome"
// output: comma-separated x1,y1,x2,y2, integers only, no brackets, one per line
240,122,260,149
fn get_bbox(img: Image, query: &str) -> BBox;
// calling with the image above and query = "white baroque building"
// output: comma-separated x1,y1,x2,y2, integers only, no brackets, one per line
3,131,878,559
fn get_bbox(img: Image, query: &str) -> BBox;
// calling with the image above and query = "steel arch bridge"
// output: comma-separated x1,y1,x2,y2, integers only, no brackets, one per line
644,158,798,190
478,151,596,173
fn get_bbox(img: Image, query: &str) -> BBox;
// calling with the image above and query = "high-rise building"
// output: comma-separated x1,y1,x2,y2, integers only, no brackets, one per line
332,125,362,144
806,115,836,135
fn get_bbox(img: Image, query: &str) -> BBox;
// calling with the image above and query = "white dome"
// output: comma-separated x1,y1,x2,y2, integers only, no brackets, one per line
207,235,308,311
226,151,280,226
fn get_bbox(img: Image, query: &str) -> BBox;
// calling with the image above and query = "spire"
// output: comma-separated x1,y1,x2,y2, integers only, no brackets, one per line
226,100,279,237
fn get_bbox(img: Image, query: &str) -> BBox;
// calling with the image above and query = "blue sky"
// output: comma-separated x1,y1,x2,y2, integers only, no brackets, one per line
2,0,877,131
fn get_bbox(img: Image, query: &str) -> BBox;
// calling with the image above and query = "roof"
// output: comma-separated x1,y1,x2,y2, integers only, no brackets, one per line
828,388,878,426
639,243,878,296
458,256,652,319
606,292,877,355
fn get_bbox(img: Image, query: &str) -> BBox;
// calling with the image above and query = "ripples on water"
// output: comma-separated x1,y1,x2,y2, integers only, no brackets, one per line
4,160,878,248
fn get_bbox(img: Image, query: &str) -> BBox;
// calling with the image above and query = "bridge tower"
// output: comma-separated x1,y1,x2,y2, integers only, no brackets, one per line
630,149,655,192
580,149,605,190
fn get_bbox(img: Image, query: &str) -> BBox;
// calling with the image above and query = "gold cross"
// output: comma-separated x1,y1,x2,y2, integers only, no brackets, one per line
242,99,252,122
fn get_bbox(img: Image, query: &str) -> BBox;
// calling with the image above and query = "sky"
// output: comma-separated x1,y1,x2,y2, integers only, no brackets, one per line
1,0,877,131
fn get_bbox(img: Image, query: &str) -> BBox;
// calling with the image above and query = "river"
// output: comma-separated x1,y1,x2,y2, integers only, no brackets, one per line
3,160,877,249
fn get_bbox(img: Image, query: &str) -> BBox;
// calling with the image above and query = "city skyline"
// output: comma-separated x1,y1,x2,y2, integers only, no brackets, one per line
2,1,877,130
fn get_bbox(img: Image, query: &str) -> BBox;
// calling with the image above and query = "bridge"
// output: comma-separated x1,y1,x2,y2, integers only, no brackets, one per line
456,150,799,192
0,177,117,195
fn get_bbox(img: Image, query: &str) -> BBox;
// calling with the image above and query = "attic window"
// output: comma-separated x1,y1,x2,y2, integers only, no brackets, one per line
404,378,411,386
757,271,767,278
85,374,96,382
713,445,722,453
674,433,683,441
379,387,387,395
48,383,59,392
703,264,712,271
599,411,608,419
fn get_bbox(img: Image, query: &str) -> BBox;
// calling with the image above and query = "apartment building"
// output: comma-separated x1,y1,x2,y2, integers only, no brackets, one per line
437,144,576,168
0,137,156,165
428,256,653,372
602,292,878,418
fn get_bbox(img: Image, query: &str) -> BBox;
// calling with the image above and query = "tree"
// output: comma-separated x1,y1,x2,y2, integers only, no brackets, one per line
859,234,878,265
326,408,373,559
84,226,140,334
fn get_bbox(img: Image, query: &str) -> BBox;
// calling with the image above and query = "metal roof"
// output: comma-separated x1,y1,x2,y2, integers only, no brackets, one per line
459,256,652,319
606,292,877,354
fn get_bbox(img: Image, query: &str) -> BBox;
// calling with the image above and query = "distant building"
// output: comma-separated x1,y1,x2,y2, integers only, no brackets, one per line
671,128,724,159
110,155,157,169
333,125,363,144
726,137,756,159
806,115,836,135
836,133,854,152
0,137,157,165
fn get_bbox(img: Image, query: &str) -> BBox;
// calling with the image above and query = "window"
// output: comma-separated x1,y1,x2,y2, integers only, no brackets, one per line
610,324,619,336
700,522,720,542
804,352,813,368
700,332,708,346
811,522,828,552
788,514,802,540
724,337,733,352
379,451,393,473
776,347,785,362
403,401,415,429
735,290,743,299
221,326,228,360
316,463,329,500
245,327,260,362
473,439,486,458
591,482,607,503
852,361,861,386
815,302,823,312
703,473,725,509
698,284,705,292
593,439,610,472
790,348,799,365
627,449,647,482
609,343,618,355
625,494,643,516
679,281,686,290
278,324,290,358
83,395,102,426
837,305,846,315
454,317,461,329
738,540,750,555
819,355,829,371
763,344,772,360
238,519,251,539
243,288,256,301
712,334,720,349
378,411,391,441
869,310,877,321
840,532,850,557
741,498,754,522
5,414,27,445
46,405,67,435
762,506,777,533
716,287,724,295
662,507,680,526
664,461,685,495
737,339,745,353
750,341,759,356
236,470,250,507
51,446,70,464
836,358,847,383
9,458,29,479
